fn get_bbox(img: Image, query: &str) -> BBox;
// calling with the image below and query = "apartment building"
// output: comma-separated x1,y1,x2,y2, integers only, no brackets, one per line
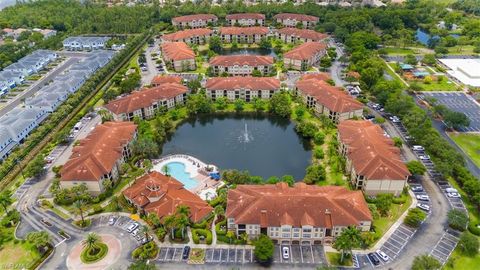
276,28,328,43
63,36,110,51
172,14,218,29
226,13,266,26
205,77,280,101
226,183,372,245
295,73,363,122
209,55,274,76
104,83,188,121
162,28,214,44
161,42,196,72
337,120,410,196
219,27,269,44
60,122,137,194
273,13,319,29
284,42,327,70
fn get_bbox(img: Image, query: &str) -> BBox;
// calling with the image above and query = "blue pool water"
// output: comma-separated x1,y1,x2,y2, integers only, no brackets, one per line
165,162,198,190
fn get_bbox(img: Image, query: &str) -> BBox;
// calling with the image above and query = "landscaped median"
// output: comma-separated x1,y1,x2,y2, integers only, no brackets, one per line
81,242,108,264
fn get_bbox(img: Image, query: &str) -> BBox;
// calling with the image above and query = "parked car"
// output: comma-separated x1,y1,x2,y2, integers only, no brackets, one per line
282,246,290,260
446,188,458,193
182,246,191,260
447,192,461,198
108,216,116,226
411,186,424,192
368,253,380,266
132,229,139,236
416,194,430,201
417,203,431,212
419,155,430,160
412,145,425,151
126,222,139,233
376,250,390,262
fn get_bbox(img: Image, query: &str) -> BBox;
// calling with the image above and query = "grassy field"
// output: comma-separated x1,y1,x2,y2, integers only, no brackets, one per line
447,45,477,55
415,77,459,91
326,252,353,266
372,194,412,244
382,47,414,55
0,240,41,268
449,133,480,167
444,247,480,270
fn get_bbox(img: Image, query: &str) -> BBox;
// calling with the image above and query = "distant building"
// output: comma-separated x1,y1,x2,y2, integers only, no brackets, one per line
104,83,188,121
162,28,214,45
226,13,266,26
276,28,328,43
161,42,196,72
62,36,110,51
123,172,213,222
273,13,319,29
219,27,269,44
205,77,280,101
209,55,274,76
295,73,363,122
337,120,410,196
226,183,372,245
33,28,57,39
60,122,137,194
150,75,183,87
172,14,218,29
283,42,327,70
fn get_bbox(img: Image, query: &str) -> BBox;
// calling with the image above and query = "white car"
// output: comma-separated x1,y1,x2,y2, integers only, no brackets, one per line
412,145,425,151
447,192,461,198
419,155,430,160
126,222,139,233
417,203,430,212
108,216,116,226
282,246,290,260
132,228,139,236
376,250,390,262
416,194,430,201
446,188,458,193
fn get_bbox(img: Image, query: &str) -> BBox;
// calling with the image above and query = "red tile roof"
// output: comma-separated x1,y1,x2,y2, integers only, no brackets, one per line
209,55,274,67
338,120,410,180
206,77,280,91
151,75,182,86
220,26,269,35
274,13,319,22
226,183,372,228
104,83,188,115
123,172,213,222
226,13,266,20
296,75,363,113
60,122,137,182
284,42,327,61
161,42,195,61
172,14,217,23
162,28,213,42
277,28,328,42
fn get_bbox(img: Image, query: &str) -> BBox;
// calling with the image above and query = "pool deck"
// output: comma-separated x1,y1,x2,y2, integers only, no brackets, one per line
153,154,224,200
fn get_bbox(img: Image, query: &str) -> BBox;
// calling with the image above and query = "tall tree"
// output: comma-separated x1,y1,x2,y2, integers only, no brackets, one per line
333,226,362,263
0,191,12,212
74,199,86,226
83,233,101,252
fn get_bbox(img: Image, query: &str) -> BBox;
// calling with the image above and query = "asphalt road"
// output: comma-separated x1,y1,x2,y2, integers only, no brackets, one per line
0,57,81,116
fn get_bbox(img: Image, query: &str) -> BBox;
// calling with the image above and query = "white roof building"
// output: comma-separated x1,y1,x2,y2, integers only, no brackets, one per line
439,58,480,87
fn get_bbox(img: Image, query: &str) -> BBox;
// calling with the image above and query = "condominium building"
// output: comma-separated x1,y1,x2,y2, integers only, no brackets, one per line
123,172,213,222
161,42,196,72
337,120,410,196
172,14,218,29
162,28,214,44
284,42,327,70
104,83,188,121
60,122,137,194
219,27,269,44
226,13,266,26
276,28,328,43
273,13,319,29
295,73,363,122
151,75,183,87
205,77,280,102
226,183,372,245
209,55,274,76
63,36,110,51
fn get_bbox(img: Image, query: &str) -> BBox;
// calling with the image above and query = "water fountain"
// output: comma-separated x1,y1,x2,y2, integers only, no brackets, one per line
239,122,253,143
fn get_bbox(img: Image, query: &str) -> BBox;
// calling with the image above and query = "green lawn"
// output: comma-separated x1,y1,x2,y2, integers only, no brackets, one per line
326,251,353,266
0,239,41,268
414,77,459,91
449,133,480,167
371,194,412,245
447,45,478,56
444,247,480,270
382,47,414,55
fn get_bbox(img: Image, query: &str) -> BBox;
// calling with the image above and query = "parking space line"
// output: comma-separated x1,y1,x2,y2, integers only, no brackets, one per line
310,245,314,263
381,245,398,257
164,247,169,261
387,238,404,249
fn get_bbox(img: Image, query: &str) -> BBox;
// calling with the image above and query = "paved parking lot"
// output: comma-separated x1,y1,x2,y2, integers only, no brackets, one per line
273,244,326,265
423,92,480,132
430,230,460,265
91,215,146,246
437,181,467,211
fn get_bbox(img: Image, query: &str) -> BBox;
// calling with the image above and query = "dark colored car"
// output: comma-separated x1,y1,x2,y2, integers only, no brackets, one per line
182,246,191,260
368,253,380,266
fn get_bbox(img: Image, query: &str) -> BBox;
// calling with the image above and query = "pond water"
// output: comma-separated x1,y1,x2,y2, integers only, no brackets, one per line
218,48,277,58
416,28,460,46
161,114,312,180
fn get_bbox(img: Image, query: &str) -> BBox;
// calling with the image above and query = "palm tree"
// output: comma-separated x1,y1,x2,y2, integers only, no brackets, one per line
162,165,170,176
111,196,120,211
176,214,190,240
333,226,362,263
141,225,149,240
164,214,176,239
102,179,113,191
214,205,225,218
83,233,100,252
0,191,12,212
74,200,86,226
147,213,161,228
175,205,190,217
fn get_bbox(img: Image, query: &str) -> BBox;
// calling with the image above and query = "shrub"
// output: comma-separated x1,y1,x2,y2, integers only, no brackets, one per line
447,209,468,231
404,208,426,228
192,229,213,245
314,147,325,159
215,220,227,236
313,131,325,145
80,243,108,264
132,241,159,260
458,232,479,256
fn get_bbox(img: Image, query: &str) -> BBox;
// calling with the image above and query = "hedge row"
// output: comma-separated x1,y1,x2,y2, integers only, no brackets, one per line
191,229,212,245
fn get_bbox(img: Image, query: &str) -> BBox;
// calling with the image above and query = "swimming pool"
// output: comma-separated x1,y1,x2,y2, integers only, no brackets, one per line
165,162,198,190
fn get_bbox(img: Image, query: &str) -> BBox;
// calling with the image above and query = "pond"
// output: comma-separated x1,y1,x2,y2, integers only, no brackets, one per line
161,114,312,180
218,47,278,58
416,28,460,46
